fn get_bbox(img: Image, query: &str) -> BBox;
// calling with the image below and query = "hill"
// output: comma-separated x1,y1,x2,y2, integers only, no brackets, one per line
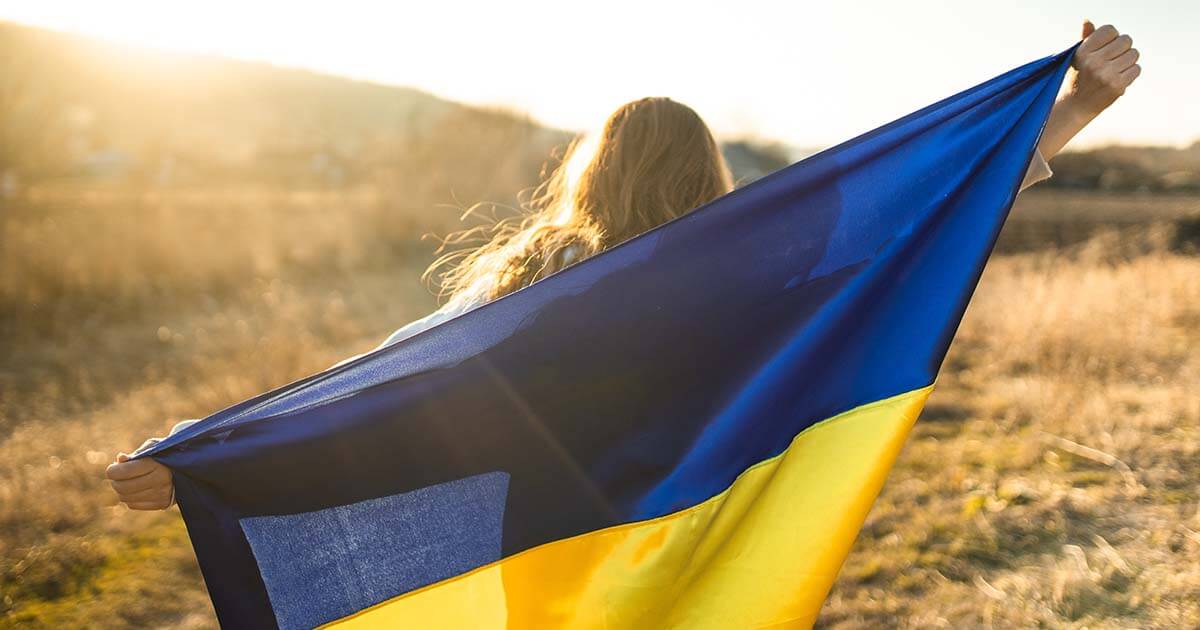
0,21,793,196
0,22,573,197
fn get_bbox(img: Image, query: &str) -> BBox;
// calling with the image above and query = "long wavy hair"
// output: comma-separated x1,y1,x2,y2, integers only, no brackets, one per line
425,97,734,307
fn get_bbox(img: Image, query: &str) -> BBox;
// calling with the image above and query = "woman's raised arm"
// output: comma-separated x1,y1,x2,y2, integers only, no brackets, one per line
1039,21,1141,161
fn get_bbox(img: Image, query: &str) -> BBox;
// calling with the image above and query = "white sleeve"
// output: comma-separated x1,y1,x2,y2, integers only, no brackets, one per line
1019,150,1053,192
327,301,477,368
381,298,478,347
377,307,463,348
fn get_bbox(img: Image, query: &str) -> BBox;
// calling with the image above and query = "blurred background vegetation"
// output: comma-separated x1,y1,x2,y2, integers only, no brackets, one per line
1,21,1197,629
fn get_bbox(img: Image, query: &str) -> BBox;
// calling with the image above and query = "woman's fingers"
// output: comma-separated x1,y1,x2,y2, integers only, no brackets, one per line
107,437,176,511
1078,23,1119,55
116,484,173,504
1068,23,1140,114
106,456,173,509
109,464,170,495
1101,34,1133,60
1112,48,1140,71
1120,64,1142,84
105,456,158,480
108,463,170,494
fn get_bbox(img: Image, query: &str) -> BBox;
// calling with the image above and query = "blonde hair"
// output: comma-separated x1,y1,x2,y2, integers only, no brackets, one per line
425,97,734,306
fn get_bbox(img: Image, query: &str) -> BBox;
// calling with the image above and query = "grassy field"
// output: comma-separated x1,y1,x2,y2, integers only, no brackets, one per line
1,187,1198,628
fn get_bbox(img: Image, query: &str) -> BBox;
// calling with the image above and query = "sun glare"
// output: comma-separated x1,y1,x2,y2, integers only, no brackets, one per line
2,1,1195,148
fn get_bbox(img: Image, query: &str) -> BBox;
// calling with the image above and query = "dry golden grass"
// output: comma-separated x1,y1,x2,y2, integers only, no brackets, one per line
1,188,1197,628
824,240,1200,628
2,186,446,627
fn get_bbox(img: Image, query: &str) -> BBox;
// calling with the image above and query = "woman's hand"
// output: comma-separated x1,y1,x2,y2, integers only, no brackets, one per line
105,444,175,510
1039,21,1142,160
1069,21,1141,117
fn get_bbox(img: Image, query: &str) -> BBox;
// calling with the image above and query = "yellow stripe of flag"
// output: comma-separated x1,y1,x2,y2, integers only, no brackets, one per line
325,386,932,629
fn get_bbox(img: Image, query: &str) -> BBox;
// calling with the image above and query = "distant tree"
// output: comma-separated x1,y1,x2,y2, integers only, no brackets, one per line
1044,143,1200,192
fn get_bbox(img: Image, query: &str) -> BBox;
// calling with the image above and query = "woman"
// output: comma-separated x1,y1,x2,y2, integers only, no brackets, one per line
107,21,1139,510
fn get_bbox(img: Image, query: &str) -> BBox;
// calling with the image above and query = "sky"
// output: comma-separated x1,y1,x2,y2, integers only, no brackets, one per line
2,0,1197,149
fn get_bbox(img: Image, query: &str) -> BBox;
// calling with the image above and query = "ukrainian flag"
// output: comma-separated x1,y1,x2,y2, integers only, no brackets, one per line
140,47,1075,629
